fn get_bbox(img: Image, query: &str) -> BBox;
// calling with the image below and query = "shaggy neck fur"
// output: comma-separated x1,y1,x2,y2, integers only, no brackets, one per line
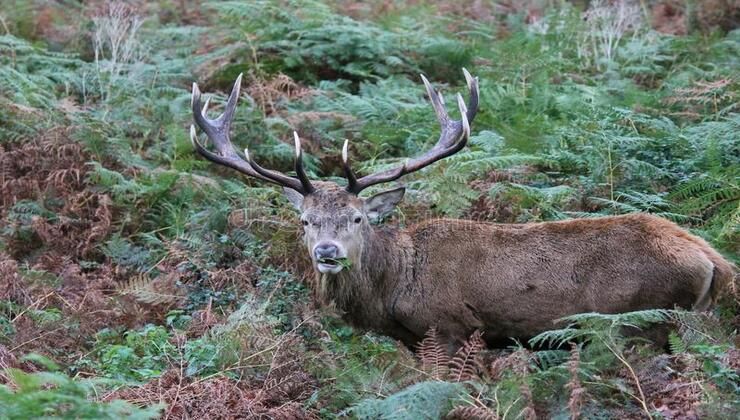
317,224,411,329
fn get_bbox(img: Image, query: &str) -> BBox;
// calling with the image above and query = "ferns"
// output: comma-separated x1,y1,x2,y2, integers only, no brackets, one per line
101,235,152,271
668,331,688,354
531,309,675,418
1,1,738,418
449,331,485,383
586,190,693,222
670,170,739,253
670,173,739,217
489,183,574,221
0,35,82,140
209,0,418,83
0,367,162,419
211,0,469,84
118,274,184,306
0,35,83,108
417,327,450,380
349,381,467,420
529,309,675,348
351,329,487,418
417,328,485,382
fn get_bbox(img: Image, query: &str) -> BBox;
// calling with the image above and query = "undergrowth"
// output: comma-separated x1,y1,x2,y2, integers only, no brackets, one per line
0,0,737,418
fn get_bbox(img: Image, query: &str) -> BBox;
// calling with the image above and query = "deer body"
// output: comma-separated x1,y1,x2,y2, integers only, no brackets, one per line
323,211,733,347
189,70,734,350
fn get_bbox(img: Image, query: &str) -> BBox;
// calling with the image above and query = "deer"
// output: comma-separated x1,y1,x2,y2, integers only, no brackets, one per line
189,70,735,350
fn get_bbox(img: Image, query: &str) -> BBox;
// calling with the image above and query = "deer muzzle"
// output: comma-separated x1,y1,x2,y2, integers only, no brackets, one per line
313,242,346,274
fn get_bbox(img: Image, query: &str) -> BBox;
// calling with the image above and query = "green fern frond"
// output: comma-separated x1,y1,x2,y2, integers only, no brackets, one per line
668,332,687,354
349,381,467,420
530,309,675,348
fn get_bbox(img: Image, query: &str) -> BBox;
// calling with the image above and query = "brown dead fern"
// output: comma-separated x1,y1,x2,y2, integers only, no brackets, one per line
416,328,485,382
0,253,22,302
446,405,498,420
206,260,257,292
187,298,220,337
449,330,485,382
105,367,316,419
511,349,537,420
417,327,451,380
247,73,313,116
260,333,316,405
118,273,184,305
664,78,736,119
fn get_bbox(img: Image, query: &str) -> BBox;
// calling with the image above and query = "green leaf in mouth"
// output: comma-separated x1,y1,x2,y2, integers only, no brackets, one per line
318,257,352,269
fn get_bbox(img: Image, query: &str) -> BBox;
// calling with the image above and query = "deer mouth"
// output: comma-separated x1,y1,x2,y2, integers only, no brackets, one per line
317,257,349,274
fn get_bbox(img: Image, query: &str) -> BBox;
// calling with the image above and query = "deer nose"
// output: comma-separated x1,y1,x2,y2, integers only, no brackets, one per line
314,243,338,260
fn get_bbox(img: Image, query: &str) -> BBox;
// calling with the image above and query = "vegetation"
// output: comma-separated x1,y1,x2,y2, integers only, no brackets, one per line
1,0,737,418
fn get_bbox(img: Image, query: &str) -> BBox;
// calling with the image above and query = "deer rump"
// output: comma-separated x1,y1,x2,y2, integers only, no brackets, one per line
379,214,733,349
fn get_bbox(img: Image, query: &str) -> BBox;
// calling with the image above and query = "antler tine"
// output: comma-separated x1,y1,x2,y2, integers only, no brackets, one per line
346,69,479,194
201,96,211,115
191,78,267,181
243,142,312,194
241,132,315,194
217,73,241,128
293,132,315,193
421,74,449,127
342,140,359,193
461,67,479,122
190,75,314,194
192,73,241,138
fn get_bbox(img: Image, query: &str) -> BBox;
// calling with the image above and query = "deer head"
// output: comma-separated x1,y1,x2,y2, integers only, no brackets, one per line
190,70,479,274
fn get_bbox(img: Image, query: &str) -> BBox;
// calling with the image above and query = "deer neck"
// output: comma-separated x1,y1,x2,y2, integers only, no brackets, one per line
318,225,411,324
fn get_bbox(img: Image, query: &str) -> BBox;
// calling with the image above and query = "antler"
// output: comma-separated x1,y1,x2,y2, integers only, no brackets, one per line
190,74,314,195
343,68,479,195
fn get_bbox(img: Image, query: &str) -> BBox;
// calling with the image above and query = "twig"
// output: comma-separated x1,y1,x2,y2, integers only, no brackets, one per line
188,315,314,386
164,350,185,420
10,326,67,352
602,339,652,418
11,291,55,323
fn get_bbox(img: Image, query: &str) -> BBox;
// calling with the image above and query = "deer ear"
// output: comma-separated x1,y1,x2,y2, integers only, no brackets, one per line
283,187,304,210
364,187,405,221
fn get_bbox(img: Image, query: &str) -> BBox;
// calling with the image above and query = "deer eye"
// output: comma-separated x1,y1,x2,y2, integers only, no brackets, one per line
301,219,309,227
353,216,362,224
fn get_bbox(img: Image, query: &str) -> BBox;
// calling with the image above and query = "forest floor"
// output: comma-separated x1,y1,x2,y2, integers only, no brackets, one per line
1,1,738,418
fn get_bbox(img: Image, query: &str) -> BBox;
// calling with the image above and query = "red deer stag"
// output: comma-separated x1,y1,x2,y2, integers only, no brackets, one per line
189,70,734,349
